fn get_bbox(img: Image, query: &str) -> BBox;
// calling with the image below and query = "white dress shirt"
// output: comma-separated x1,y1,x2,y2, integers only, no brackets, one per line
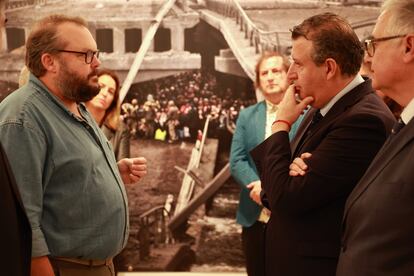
400,97,414,125
320,74,365,116
265,100,278,139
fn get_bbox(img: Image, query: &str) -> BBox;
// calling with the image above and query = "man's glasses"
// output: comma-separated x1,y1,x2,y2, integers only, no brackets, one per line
56,49,100,64
364,35,406,57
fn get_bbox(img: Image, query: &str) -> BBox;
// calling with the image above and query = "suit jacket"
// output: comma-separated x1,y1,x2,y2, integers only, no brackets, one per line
337,111,414,276
230,100,303,227
0,143,31,275
250,79,395,276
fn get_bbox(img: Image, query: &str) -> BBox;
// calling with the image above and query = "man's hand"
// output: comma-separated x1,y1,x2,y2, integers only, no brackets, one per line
246,180,262,205
272,85,314,133
289,152,312,176
117,157,147,184
31,256,54,276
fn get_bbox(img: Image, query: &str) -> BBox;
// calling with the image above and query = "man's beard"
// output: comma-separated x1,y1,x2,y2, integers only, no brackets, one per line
57,63,100,103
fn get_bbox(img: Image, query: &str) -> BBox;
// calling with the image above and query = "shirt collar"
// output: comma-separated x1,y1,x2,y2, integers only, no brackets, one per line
320,74,364,116
265,100,278,113
29,73,91,121
400,97,414,125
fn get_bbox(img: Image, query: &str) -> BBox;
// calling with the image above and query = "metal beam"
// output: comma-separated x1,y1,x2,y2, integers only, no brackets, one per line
168,163,231,232
119,0,177,103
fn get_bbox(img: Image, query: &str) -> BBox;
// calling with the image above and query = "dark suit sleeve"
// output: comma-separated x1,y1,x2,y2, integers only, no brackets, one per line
251,113,389,216
0,144,32,275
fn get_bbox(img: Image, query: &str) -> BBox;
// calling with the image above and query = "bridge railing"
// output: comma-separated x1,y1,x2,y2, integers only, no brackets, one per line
205,0,290,54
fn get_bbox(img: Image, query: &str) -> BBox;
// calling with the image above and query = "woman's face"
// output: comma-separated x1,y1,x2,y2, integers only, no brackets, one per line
89,74,116,111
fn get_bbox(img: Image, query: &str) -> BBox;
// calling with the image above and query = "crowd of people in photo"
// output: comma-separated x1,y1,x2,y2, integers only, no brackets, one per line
120,70,256,143
2,0,414,276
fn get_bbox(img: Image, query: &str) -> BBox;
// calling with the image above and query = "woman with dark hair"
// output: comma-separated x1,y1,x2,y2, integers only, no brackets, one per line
86,69,130,160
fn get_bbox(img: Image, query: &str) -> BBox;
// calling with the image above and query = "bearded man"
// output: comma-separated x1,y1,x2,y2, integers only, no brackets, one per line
0,15,147,276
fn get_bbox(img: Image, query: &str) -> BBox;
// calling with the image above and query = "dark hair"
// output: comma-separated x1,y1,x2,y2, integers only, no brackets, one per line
291,12,363,76
255,51,290,89
25,15,87,77
98,69,121,130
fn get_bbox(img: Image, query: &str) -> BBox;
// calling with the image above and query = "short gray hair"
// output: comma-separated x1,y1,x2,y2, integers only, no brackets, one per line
382,0,414,35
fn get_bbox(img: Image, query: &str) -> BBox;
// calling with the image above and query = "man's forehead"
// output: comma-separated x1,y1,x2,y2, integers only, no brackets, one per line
372,11,389,37
291,37,309,56
264,56,284,67
56,22,97,50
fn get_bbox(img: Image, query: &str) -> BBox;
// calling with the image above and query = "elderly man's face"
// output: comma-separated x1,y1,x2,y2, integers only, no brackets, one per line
368,11,406,105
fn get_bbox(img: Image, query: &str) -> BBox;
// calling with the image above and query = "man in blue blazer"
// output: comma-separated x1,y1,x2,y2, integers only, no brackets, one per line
230,52,304,276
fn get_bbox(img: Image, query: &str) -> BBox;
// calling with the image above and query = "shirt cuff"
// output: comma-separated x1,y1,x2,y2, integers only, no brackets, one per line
32,227,50,257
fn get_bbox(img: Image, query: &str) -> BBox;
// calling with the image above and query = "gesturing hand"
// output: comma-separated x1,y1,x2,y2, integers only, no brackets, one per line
117,157,147,184
246,180,262,205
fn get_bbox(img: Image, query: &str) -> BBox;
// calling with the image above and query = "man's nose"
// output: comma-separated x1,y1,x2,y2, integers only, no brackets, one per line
91,55,101,68
364,51,373,64
287,65,297,84
267,74,274,82
101,88,109,97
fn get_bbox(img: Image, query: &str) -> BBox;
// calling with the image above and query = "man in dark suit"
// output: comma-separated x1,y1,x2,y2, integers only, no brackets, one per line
250,13,395,276
0,143,32,275
0,3,31,275
335,1,414,275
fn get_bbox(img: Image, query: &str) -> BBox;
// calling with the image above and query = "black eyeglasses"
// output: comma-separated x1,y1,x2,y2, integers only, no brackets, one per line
364,35,406,57
56,49,100,64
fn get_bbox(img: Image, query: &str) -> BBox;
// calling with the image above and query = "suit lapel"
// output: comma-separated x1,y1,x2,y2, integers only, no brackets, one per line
291,108,315,156
255,101,266,143
344,120,414,216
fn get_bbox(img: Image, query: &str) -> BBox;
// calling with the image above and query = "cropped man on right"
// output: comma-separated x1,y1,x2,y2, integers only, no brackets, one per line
336,0,414,275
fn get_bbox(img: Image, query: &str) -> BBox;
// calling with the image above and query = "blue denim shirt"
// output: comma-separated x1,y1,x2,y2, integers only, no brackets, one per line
0,74,129,259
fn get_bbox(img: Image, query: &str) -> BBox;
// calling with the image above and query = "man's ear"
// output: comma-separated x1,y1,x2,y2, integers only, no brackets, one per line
40,53,58,73
403,35,414,63
325,58,337,80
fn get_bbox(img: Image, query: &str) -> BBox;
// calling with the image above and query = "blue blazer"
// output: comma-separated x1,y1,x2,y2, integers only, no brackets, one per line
230,101,304,227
